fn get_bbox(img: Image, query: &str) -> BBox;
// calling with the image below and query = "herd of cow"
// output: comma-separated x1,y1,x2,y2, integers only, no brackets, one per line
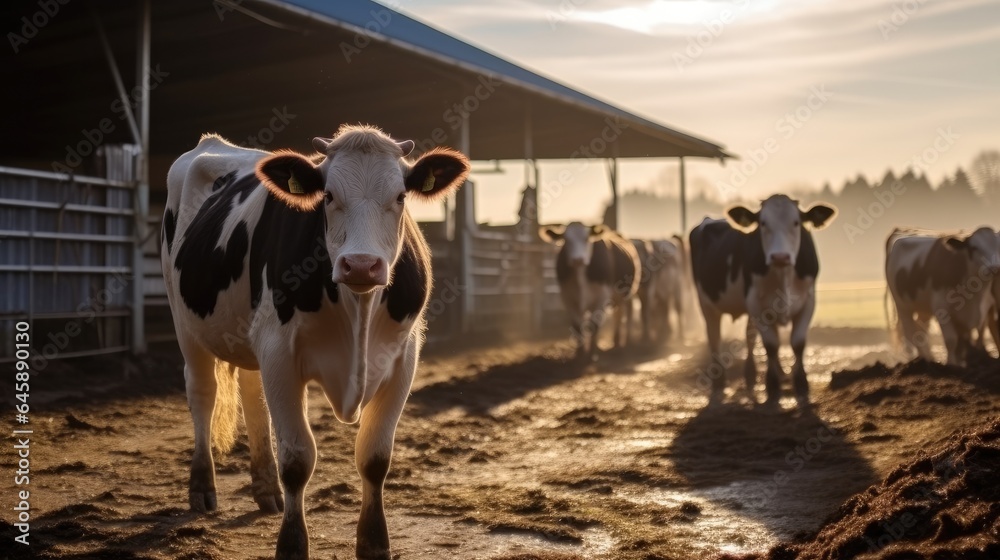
160,128,1000,559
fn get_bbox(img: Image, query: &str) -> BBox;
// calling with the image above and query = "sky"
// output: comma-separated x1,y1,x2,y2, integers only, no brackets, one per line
393,0,1000,228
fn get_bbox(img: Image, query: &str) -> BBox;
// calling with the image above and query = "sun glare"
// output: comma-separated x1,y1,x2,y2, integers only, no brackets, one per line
575,0,781,34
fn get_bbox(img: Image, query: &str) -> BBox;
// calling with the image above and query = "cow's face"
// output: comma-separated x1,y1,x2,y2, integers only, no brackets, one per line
727,195,837,268
945,227,1000,274
256,130,469,294
540,222,605,267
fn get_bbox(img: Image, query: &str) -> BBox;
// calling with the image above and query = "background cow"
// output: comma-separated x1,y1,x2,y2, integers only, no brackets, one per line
541,223,640,359
689,195,837,408
885,226,1000,366
162,125,468,560
630,237,686,344
649,237,686,343
629,239,655,343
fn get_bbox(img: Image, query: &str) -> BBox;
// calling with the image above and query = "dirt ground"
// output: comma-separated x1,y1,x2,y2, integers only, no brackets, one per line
2,326,999,560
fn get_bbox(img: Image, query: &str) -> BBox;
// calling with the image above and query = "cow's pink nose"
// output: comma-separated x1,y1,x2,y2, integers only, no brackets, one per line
771,253,792,267
335,254,387,290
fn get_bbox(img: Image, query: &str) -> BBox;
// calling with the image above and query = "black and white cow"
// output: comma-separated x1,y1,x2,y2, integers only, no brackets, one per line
161,125,469,560
540,223,640,358
689,195,837,408
885,226,1000,365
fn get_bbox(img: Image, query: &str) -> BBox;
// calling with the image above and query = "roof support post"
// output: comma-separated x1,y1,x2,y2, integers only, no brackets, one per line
131,0,151,354
454,114,474,334
523,107,544,333
93,10,141,147
605,157,619,230
679,156,687,235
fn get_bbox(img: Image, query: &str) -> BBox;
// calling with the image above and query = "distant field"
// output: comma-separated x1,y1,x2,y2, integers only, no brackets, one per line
814,281,887,329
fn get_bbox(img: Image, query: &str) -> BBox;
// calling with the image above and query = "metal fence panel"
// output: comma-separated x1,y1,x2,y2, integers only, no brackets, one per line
0,151,136,362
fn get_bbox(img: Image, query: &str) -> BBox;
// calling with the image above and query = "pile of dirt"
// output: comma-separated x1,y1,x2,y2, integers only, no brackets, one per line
717,416,1000,560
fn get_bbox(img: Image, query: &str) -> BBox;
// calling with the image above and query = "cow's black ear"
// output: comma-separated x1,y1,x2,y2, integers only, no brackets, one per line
256,152,325,211
945,236,968,251
405,147,470,200
539,225,565,243
589,224,607,238
803,203,838,230
726,206,758,232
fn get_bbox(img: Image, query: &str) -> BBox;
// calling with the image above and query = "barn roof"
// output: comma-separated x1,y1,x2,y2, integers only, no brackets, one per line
2,0,729,172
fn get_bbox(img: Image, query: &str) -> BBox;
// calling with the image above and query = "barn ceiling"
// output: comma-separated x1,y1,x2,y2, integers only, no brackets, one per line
1,0,729,176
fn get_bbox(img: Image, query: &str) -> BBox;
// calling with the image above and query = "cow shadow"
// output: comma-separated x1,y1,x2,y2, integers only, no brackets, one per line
660,402,878,541
408,342,668,417
408,351,591,417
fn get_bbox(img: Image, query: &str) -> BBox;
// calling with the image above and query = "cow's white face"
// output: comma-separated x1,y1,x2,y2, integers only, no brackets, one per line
946,227,1000,274
540,222,605,267
255,127,469,294
727,195,837,269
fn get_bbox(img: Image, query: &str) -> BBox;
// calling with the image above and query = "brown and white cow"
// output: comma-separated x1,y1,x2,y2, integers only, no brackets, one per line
541,223,640,358
885,226,1000,365
161,125,468,560
689,195,837,408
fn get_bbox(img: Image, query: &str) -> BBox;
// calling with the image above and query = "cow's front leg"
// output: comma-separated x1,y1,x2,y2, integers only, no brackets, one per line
790,295,816,408
939,315,962,366
702,307,725,404
237,368,283,513
261,368,315,560
758,321,783,408
612,300,627,349
355,345,416,560
744,320,759,404
909,313,933,359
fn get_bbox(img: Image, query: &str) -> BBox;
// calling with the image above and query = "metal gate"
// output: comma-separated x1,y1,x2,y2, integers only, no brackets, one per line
0,146,138,363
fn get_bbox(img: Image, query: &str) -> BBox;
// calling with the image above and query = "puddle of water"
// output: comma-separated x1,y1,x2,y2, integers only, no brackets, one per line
624,485,780,556
483,526,616,558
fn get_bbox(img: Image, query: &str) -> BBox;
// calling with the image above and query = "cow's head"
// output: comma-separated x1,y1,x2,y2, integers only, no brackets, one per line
944,227,1000,274
256,125,469,294
726,195,837,268
540,222,606,267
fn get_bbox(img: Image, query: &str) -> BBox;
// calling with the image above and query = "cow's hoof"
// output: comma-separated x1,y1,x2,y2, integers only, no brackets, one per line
189,490,217,513
795,395,813,413
357,546,391,560
759,399,781,413
706,391,724,409
254,492,284,513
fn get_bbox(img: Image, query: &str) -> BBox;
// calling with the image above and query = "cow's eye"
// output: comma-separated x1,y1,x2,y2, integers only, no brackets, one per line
793,220,800,227
760,220,767,228
324,192,333,203
396,193,406,204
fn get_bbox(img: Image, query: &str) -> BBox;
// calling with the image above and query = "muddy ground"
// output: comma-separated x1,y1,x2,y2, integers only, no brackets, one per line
2,326,998,560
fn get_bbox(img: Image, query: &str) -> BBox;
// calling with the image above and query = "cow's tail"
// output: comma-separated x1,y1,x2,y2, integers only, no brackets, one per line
212,360,241,455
